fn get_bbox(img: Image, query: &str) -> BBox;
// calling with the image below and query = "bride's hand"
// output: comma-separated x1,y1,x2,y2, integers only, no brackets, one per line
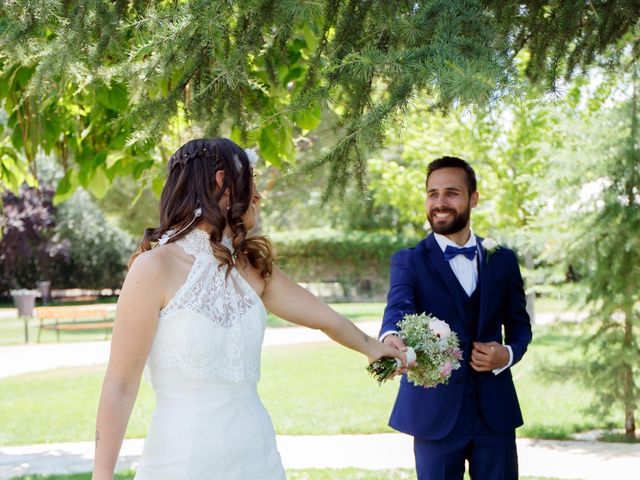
369,340,408,368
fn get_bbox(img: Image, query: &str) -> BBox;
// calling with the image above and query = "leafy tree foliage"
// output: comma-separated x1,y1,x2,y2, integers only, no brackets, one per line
53,190,137,290
489,0,640,90
0,61,156,201
94,177,161,237
366,79,561,237
1,0,638,197
535,67,640,440
565,90,640,442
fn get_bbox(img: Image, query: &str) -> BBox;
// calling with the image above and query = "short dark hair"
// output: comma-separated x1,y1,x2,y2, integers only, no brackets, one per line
426,156,477,194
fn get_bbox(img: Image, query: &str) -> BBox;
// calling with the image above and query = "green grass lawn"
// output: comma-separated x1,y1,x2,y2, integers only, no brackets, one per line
0,322,621,447
514,321,614,439
262,320,620,439
267,301,385,327
532,295,570,313
0,316,116,345
1,297,569,344
0,296,118,345
261,343,397,434
0,302,385,345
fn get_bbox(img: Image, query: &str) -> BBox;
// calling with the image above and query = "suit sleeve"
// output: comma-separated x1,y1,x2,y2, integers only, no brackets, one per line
380,249,417,338
503,250,533,366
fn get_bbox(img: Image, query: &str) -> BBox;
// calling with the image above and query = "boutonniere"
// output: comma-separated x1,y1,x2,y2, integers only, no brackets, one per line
481,237,499,263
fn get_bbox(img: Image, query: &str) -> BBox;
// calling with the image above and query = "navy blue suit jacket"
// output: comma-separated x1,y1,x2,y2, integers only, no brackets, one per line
380,233,532,440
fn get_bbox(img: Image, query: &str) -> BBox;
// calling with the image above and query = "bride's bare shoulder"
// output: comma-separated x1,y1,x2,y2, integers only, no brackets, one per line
128,244,192,280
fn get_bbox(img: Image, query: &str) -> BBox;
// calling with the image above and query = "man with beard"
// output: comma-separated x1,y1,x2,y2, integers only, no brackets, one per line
379,156,532,480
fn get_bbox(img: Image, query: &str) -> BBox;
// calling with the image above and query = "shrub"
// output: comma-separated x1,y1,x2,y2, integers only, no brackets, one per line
51,190,136,290
0,185,68,292
269,229,421,297
0,187,136,296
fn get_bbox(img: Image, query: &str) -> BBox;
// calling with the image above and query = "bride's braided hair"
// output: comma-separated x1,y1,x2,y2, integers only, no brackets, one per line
130,138,273,278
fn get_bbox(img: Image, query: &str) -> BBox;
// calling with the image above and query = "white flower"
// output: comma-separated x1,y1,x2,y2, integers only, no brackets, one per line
428,319,451,340
395,346,417,368
482,237,498,252
244,148,259,167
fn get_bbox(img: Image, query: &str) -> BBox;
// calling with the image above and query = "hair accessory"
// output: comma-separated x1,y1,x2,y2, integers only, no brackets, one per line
156,207,202,247
244,148,259,167
232,148,260,171
158,229,176,246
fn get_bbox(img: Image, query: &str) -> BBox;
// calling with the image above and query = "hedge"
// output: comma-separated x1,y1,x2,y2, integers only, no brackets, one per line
269,229,421,290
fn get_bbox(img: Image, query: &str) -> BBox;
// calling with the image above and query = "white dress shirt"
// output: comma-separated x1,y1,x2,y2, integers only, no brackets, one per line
433,232,478,296
381,231,513,375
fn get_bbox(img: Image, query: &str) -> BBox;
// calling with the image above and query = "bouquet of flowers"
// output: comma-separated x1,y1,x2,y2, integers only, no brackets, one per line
367,313,463,387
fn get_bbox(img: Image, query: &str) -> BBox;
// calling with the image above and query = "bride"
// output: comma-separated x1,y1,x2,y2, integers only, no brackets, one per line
92,138,406,479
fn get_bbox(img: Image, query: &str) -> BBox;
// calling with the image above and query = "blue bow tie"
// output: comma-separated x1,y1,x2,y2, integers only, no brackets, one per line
443,245,477,262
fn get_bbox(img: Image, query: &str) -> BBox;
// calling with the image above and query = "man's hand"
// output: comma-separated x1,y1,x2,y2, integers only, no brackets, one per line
383,334,416,376
470,341,509,372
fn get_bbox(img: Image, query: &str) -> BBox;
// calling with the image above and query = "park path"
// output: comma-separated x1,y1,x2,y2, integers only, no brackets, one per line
1,433,638,479
1,312,637,480
0,321,383,379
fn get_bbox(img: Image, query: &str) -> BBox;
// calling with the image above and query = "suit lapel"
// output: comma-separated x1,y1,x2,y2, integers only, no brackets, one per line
477,236,490,337
423,234,466,323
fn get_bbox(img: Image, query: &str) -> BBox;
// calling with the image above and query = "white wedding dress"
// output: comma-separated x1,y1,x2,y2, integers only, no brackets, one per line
134,228,286,479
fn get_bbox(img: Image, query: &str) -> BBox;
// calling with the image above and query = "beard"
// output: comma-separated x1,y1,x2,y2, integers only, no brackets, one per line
427,203,471,235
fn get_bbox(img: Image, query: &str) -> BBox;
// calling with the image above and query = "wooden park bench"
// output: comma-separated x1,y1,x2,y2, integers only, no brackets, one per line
35,305,114,342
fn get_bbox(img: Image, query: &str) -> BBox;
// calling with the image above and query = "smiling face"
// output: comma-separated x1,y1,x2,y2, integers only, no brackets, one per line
426,167,478,240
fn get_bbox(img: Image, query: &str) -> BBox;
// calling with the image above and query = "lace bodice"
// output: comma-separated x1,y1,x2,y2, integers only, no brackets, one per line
146,228,267,383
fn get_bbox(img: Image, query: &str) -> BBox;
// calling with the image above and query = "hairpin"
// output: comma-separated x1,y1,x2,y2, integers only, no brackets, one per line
157,207,202,246
233,148,260,171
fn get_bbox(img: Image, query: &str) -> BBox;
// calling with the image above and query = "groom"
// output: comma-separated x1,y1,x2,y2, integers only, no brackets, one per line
380,156,532,480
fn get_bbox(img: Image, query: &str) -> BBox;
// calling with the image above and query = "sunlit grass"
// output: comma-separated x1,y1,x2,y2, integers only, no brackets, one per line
0,322,620,447
0,302,384,344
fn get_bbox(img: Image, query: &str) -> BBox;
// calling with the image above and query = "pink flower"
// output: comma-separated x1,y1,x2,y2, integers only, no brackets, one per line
440,361,453,378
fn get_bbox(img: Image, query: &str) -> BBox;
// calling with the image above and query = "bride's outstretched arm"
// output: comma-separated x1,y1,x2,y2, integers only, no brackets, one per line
92,253,163,480
261,267,406,364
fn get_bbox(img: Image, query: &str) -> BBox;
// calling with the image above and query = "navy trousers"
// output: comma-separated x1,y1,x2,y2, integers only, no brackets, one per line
413,390,518,480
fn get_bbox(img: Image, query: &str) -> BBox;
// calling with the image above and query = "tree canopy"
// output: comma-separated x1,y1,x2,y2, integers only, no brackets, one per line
1,1,639,197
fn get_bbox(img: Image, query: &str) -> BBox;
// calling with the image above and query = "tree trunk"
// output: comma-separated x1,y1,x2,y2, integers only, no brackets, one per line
525,250,535,324
623,306,637,441
622,75,637,441
624,393,636,441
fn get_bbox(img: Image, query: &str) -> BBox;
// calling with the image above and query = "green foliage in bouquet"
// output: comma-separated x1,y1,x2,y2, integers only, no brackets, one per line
367,357,401,386
367,313,463,388
401,313,462,387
